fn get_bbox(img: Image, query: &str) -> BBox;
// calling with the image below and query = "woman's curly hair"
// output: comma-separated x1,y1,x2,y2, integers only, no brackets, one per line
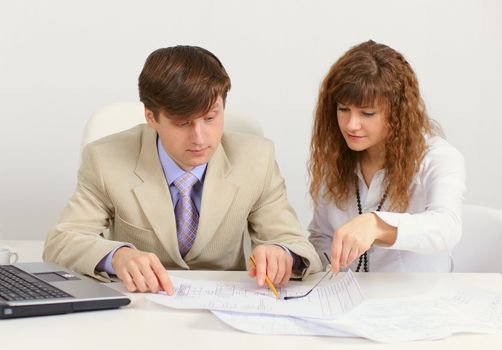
309,40,438,211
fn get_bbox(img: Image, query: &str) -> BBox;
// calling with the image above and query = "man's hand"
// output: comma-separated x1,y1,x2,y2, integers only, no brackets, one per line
330,213,397,272
247,245,293,287
112,247,173,294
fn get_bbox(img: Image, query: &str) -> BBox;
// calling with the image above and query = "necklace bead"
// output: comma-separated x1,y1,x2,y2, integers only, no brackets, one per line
355,180,388,273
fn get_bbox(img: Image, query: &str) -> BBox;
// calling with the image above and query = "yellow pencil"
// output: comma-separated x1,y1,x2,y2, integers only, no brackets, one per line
249,255,280,299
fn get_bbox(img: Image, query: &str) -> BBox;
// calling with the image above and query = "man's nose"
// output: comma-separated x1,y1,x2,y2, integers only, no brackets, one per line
191,122,204,144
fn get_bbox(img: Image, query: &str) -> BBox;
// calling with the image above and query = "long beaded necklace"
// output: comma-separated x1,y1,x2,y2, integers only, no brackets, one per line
355,179,388,272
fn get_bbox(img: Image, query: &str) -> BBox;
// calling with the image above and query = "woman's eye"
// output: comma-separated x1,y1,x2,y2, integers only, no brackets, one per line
362,111,376,117
337,106,349,112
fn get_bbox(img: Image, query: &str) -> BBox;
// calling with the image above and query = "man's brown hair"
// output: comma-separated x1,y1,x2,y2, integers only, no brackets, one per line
139,46,231,120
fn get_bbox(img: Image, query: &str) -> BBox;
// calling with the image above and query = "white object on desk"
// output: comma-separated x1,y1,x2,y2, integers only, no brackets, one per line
0,245,18,264
212,309,354,337
144,268,502,343
307,283,502,343
146,270,363,319
0,240,44,263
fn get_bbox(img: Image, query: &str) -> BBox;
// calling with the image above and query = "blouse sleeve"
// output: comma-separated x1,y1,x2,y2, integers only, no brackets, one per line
374,138,466,254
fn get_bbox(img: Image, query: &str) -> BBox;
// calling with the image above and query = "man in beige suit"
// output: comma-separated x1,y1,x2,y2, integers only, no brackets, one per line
44,46,322,294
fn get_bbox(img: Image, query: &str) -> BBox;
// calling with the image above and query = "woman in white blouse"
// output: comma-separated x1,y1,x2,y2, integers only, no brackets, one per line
308,40,465,273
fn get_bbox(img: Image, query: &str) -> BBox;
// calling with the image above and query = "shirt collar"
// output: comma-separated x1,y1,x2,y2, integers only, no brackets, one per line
354,163,385,184
157,136,207,185
354,162,421,187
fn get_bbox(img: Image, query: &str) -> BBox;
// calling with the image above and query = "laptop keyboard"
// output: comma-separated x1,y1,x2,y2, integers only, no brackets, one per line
0,265,72,301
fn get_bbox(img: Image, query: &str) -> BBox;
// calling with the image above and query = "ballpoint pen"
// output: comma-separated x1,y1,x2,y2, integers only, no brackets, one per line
249,255,280,299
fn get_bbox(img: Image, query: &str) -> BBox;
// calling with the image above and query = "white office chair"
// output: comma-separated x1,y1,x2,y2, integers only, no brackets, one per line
451,204,502,272
81,102,263,149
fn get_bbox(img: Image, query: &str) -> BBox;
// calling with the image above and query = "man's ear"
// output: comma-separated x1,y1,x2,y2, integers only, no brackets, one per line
144,108,157,127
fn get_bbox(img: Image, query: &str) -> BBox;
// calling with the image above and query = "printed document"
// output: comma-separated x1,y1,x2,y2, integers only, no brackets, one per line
146,270,364,319
213,283,502,343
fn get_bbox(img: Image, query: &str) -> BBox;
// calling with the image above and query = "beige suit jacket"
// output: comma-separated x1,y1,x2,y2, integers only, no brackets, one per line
43,124,322,281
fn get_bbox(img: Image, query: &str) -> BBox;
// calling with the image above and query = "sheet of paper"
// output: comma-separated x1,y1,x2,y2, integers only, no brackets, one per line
211,310,354,337
146,270,364,319
212,284,502,343
310,286,502,343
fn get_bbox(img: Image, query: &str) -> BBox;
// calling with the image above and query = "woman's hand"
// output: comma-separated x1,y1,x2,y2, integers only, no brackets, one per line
330,213,397,272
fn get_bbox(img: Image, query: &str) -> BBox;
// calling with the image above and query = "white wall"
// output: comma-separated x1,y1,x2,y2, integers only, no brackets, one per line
1,0,501,240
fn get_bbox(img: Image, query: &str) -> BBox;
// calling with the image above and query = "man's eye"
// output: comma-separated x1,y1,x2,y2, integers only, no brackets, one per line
178,122,190,127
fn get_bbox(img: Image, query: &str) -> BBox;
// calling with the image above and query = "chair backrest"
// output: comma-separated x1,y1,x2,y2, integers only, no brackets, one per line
81,102,263,149
451,204,502,272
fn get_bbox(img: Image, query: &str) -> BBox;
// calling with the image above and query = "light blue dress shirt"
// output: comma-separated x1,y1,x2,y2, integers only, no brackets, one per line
157,137,206,212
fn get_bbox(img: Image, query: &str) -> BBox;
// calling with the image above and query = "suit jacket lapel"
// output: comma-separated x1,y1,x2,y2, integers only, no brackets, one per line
132,126,187,268
185,143,238,261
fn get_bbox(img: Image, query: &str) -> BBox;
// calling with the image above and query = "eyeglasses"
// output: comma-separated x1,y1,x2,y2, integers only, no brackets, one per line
284,253,336,300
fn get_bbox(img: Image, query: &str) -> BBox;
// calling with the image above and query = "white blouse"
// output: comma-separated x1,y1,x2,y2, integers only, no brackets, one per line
308,136,466,272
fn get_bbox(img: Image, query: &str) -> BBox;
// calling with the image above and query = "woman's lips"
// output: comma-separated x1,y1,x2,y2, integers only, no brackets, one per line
347,133,365,141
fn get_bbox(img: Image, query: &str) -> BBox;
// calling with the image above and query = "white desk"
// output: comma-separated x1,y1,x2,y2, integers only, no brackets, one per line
1,240,502,349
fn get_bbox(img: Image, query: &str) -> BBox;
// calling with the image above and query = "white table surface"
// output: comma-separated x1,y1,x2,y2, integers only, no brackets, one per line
1,240,502,349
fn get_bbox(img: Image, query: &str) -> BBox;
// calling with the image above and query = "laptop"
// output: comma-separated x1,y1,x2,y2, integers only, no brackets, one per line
0,262,130,319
